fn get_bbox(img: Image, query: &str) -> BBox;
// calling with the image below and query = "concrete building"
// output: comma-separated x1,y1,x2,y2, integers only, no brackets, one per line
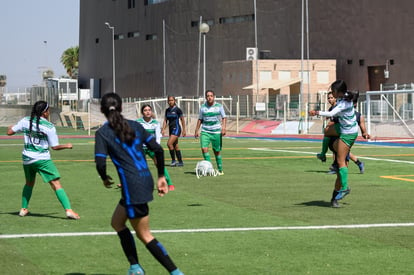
222,59,336,111
78,0,414,99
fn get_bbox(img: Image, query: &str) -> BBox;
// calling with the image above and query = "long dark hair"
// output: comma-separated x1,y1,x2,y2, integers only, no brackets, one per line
141,104,152,114
100,93,135,145
29,101,48,134
330,80,353,101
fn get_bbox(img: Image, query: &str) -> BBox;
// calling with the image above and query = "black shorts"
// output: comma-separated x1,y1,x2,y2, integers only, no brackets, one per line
169,126,181,136
119,199,149,219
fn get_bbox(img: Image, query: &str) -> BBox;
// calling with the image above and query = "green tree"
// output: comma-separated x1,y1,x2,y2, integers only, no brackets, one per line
60,46,79,79
0,75,6,87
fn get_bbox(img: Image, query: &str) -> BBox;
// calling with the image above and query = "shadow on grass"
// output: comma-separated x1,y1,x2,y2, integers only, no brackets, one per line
296,200,351,208
184,171,197,175
65,273,116,275
296,200,332,207
304,169,335,174
2,211,68,219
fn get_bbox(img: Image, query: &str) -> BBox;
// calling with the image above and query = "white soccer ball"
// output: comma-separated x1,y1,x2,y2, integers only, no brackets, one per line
195,160,218,178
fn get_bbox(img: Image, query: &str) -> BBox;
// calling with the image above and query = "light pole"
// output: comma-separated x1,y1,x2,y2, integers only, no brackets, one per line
105,22,116,93
199,22,209,95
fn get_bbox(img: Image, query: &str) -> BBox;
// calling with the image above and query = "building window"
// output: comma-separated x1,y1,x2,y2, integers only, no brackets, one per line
301,71,310,84
115,34,125,40
260,71,272,81
279,71,291,80
128,31,140,38
191,19,214,28
146,34,158,40
128,0,135,9
219,14,254,24
317,71,329,84
145,0,170,5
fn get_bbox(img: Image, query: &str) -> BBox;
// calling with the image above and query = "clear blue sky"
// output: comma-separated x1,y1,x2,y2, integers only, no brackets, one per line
0,0,80,91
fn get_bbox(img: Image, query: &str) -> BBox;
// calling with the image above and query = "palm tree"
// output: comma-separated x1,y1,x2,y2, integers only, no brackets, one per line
60,46,79,79
0,75,6,87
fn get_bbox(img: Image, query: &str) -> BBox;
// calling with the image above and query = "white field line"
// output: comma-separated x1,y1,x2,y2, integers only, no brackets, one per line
0,143,92,147
1,223,414,239
249,148,414,165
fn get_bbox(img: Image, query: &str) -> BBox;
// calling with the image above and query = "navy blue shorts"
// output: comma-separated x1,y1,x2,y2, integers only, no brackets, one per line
119,199,149,219
169,127,181,136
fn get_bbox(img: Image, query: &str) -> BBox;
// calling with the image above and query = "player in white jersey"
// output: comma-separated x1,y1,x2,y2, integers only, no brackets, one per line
137,104,174,190
194,90,227,174
7,100,79,219
309,80,358,208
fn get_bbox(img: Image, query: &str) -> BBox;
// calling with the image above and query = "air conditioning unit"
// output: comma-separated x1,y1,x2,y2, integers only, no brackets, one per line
246,47,258,60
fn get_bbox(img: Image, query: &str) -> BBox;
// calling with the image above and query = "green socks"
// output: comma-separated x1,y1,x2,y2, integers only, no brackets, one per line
164,167,173,186
338,167,349,190
216,155,223,172
203,152,211,161
22,184,34,209
320,136,330,156
55,188,72,210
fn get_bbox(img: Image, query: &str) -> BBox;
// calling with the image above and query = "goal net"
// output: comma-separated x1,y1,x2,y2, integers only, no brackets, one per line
365,86,414,142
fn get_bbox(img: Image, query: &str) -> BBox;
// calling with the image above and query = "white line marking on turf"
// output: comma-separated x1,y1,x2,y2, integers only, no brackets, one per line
1,223,414,239
249,148,414,165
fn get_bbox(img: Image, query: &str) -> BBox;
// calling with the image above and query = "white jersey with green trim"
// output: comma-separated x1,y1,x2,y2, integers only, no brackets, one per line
11,116,59,164
318,98,358,134
199,102,226,134
136,117,161,144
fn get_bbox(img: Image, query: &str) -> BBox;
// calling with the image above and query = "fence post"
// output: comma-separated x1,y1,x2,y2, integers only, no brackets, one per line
247,95,249,118
88,100,91,136
236,100,240,134
187,101,191,134
266,92,269,119
283,101,287,134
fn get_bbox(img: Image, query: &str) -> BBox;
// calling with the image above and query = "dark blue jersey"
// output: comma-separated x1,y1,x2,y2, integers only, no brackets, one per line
95,120,161,205
164,106,183,135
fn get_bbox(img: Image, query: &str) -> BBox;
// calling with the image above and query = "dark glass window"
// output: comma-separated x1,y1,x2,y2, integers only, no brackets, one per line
219,14,254,24
146,34,158,40
127,31,140,38
128,0,136,9
145,0,170,5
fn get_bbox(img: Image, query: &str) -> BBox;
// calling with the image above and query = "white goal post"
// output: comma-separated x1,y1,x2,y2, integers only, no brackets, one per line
366,89,414,141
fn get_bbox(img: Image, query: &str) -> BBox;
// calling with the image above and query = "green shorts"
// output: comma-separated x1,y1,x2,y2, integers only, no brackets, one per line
23,159,60,183
200,131,222,152
340,133,358,147
334,124,358,147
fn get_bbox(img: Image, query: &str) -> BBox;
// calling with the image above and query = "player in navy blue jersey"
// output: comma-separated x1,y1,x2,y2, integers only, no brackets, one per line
162,96,186,167
95,93,183,275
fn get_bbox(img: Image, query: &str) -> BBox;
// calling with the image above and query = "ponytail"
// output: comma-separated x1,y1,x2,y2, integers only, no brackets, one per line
100,93,135,145
29,101,48,134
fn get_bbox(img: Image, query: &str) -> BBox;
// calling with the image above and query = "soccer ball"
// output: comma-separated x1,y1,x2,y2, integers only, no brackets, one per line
195,160,218,178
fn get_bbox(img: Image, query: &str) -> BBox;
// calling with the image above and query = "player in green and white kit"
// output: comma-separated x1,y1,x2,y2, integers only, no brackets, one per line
137,104,174,190
194,90,227,175
309,80,358,208
7,100,80,219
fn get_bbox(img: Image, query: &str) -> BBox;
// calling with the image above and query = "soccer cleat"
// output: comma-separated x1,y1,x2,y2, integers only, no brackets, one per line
316,153,326,162
327,169,337,175
19,208,29,217
168,185,175,191
170,269,184,275
335,187,351,200
329,163,338,172
176,162,184,167
128,264,144,275
218,171,224,176
170,160,177,167
331,199,340,208
66,209,80,220
358,162,365,174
